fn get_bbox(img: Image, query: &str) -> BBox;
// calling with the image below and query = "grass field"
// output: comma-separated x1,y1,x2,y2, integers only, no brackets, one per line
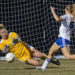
0,60,75,75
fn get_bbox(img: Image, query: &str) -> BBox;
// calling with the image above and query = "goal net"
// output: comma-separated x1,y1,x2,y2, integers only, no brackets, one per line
0,0,75,59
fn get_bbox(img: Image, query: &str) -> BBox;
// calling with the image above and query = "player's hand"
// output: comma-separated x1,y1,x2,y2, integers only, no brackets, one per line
3,45,9,53
50,6,55,12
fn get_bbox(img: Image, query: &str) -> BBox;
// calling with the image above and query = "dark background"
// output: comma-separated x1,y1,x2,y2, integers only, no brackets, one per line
0,0,75,56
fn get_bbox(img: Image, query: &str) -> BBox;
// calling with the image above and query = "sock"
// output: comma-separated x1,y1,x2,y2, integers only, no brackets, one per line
42,58,51,70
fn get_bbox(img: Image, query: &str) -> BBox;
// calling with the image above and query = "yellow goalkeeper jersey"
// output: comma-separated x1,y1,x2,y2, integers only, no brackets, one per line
0,32,31,60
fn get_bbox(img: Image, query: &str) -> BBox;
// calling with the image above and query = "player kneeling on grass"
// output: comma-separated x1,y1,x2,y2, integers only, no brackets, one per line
0,26,60,67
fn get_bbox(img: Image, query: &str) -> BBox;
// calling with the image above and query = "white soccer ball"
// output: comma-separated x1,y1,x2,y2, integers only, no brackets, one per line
5,53,15,63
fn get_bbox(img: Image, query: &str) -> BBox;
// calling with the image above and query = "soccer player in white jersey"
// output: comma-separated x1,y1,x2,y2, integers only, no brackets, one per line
37,4,75,71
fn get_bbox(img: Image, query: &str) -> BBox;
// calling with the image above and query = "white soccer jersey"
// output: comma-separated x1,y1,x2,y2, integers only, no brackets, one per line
58,14,75,40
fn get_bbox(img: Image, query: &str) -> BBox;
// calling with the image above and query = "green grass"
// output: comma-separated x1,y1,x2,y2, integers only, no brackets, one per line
0,60,75,75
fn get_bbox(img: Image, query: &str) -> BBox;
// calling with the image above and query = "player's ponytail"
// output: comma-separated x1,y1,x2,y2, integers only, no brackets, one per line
71,4,75,19
65,4,72,14
65,4,75,19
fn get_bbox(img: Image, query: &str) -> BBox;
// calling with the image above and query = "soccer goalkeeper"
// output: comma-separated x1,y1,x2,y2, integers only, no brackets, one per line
0,26,60,66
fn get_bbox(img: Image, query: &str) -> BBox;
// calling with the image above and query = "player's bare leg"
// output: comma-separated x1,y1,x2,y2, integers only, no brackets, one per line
41,42,60,71
31,47,60,66
28,58,41,66
62,46,75,59
48,42,60,59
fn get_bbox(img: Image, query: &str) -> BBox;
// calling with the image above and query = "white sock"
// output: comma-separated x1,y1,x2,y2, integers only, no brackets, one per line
42,58,51,70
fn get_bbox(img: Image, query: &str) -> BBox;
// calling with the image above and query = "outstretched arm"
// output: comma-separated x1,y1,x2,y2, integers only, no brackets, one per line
50,6,63,22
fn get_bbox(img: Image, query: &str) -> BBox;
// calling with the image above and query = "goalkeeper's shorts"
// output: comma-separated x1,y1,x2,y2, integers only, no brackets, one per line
56,37,70,48
17,49,31,63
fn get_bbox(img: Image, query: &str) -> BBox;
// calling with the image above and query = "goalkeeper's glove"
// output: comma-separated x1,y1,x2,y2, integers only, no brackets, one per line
12,38,20,45
3,45,9,53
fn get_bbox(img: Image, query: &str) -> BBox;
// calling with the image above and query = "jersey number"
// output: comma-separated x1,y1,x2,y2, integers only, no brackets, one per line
70,22,74,29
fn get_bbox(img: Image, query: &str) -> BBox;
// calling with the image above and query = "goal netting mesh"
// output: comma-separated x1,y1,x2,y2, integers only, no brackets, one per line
0,0,75,59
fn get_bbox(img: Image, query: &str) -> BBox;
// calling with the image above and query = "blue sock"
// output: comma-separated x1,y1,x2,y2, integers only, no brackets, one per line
46,58,51,63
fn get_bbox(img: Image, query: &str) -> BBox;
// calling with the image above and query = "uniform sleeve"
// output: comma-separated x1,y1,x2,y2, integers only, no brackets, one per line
0,43,5,50
61,14,67,20
9,32,19,39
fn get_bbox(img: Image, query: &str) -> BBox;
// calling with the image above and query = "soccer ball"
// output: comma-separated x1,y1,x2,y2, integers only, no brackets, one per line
5,53,15,63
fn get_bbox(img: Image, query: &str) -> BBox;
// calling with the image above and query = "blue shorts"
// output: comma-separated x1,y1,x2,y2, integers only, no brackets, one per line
56,37,70,48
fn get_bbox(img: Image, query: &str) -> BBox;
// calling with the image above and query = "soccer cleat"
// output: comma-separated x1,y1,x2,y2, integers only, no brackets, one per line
51,59,60,65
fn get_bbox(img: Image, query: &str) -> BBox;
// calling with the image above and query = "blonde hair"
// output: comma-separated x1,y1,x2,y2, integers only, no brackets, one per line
65,4,75,19
65,4,72,13
71,4,75,19
0,26,6,30
0,24,4,27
